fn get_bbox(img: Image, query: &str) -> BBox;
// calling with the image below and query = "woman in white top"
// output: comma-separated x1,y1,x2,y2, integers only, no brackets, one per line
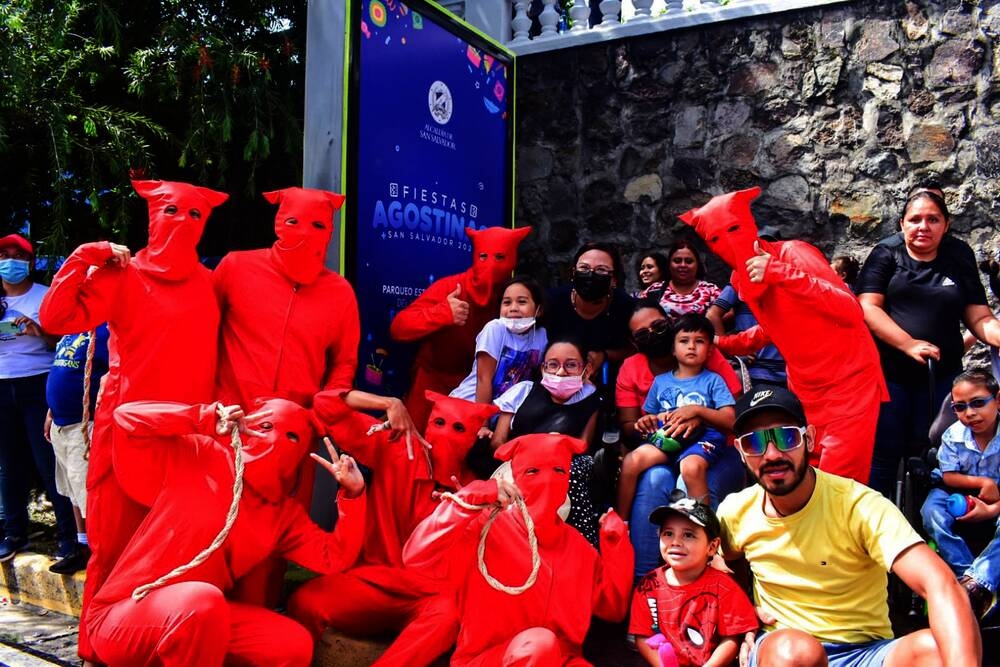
0,234,75,562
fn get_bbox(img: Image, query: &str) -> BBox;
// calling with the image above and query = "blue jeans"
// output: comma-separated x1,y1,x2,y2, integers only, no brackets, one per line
869,376,955,499
748,632,897,667
0,373,77,551
629,444,745,579
921,488,1000,592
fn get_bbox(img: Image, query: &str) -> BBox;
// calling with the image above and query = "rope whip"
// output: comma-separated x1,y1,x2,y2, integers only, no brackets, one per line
438,491,540,595
131,406,246,601
80,328,97,459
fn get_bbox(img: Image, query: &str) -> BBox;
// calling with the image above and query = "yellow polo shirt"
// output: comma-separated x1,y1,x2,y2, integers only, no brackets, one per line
718,469,922,644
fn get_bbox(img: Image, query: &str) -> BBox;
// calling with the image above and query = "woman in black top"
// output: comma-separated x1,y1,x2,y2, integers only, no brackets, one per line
858,190,1000,496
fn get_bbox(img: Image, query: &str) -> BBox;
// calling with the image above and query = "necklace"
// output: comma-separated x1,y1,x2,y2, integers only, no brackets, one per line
766,496,788,518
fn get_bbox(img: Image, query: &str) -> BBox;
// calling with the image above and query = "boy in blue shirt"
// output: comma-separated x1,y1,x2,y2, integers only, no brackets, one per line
44,324,110,573
921,369,1000,619
616,313,735,520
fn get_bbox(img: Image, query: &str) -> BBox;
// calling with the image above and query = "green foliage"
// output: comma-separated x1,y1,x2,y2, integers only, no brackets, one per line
0,0,306,259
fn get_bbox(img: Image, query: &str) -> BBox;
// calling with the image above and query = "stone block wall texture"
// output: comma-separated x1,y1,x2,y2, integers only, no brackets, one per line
513,0,1000,295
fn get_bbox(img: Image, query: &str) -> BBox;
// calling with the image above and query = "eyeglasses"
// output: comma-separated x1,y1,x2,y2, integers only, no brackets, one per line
542,359,583,374
632,319,671,345
575,265,613,277
735,426,806,457
950,396,995,413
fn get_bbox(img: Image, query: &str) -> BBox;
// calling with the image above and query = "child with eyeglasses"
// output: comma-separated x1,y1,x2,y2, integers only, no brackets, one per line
616,313,735,522
920,370,1000,619
491,338,603,544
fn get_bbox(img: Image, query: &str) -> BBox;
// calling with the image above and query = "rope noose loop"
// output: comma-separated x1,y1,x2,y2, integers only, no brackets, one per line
80,328,97,460
131,411,246,601
440,492,540,595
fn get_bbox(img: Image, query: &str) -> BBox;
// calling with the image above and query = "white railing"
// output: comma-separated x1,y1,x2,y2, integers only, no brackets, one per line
464,0,852,56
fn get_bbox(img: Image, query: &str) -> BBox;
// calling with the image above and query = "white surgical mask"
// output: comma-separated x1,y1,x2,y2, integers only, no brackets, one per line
541,372,583,400
499,316,535,334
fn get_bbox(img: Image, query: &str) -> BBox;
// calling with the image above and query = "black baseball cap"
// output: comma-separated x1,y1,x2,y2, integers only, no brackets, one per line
733,385,807,433
649,490,721,540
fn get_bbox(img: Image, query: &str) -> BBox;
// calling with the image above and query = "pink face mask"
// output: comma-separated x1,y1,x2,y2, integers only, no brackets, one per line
541,372,583,400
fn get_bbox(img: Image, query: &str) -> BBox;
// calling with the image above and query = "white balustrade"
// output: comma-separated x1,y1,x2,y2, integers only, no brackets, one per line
461,0,854,56
569,0,590,33
510,0,531,44
537,0,560,39
599,0,623,27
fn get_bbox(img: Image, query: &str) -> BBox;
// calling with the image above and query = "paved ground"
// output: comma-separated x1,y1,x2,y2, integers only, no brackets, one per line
0,598,78,666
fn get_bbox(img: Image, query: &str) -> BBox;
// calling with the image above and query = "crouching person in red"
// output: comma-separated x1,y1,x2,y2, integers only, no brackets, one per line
403,433,634,666
86,397,365,667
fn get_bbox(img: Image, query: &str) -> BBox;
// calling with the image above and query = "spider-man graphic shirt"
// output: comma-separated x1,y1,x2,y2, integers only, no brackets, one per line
629,565,758,666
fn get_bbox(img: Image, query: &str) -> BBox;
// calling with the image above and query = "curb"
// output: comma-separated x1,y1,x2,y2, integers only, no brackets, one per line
0,552,84,617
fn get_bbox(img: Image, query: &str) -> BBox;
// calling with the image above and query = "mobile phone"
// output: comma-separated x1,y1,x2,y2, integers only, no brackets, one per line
0,320,21,335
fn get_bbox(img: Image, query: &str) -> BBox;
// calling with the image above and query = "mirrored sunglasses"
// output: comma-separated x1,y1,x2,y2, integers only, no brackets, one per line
735,425,806,457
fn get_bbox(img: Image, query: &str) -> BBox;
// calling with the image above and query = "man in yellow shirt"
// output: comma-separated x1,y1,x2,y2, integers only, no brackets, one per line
719,386,980,667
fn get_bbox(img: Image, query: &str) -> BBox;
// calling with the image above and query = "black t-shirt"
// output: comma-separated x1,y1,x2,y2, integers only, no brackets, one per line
857,233,987,385
544,285,635,357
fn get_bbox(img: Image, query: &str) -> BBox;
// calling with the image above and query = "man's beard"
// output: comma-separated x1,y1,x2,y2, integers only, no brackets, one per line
751,454,810,496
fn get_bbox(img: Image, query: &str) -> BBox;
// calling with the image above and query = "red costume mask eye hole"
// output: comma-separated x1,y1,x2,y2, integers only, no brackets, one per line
727,224,739,232
451,422,466,433
285,431,299,443
493,253,506,261
259,422,274,431
311,220,325,230
432,417,446,427
479,252,489,261
164,205,178,215
709,235,720,244
189,209,202,220
285,218,299,226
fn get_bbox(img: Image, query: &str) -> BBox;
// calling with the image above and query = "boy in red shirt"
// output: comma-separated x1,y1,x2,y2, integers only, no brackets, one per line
630,490,757,667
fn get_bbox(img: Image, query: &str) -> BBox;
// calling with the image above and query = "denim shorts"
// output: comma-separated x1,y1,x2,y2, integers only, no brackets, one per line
748,631,897,667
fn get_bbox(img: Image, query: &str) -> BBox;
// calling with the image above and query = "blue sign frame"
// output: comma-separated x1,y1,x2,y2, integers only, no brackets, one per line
345,0,515,397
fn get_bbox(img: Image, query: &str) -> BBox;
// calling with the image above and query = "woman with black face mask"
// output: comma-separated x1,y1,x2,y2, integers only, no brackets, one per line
614,300,745,579
545,242,635,375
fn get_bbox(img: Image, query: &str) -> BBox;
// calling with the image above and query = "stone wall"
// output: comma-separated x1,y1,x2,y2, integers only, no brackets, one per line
514,0,1000,295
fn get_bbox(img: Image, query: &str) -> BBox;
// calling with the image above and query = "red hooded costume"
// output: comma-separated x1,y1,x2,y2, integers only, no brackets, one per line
214,186,356,408
38,179,227,661
288,391,498,667
212,186,358,606
390,226,531,429
680,187,887,482
86,398,365,667
403,433,634,667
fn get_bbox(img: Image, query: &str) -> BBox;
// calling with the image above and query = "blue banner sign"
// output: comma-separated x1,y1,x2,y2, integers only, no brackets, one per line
347,0,513,396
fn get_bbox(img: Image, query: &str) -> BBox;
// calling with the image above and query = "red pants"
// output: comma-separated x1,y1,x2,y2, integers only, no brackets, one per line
288,571,458,667
79,475,148,662
89,581,312,667
465,628,590,667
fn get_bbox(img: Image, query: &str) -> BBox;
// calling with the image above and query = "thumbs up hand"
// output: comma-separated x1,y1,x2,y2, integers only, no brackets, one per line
745,240,772,284
447,283,470,326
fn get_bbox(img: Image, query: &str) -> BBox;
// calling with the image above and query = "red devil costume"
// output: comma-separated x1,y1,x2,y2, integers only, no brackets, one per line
213,186,358,606
680,188,887,482
403,433,634,666
390,226,531,429
214,187,355,409
86,398,365,667
288,391,498,666
38,180,227,660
